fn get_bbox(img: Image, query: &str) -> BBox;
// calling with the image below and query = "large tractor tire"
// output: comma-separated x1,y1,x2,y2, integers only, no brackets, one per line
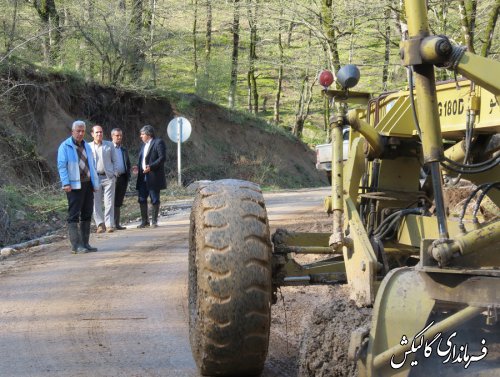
188,179,272,376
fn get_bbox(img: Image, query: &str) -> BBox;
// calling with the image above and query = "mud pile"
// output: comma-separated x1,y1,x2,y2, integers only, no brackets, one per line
298,286,372,377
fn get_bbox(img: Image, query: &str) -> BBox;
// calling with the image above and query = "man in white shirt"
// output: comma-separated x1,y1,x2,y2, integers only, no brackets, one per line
111,128,131,230
134,125,167,228
90,124,119,233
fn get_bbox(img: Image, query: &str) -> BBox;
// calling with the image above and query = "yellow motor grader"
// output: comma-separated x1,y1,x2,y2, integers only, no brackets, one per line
188,1,499,376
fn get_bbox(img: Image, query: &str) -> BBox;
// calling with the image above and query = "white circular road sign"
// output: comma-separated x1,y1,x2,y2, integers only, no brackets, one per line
167,117,192,143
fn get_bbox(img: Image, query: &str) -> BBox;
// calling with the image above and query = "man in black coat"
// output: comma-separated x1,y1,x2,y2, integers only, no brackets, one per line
134,125,167,228
111,128,131,230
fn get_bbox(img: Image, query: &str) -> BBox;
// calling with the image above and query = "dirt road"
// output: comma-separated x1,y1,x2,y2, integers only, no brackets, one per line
0,187,331,377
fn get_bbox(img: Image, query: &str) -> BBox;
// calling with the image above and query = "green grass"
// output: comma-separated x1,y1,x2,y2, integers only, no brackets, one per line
0,184,67,247
0,185,67,222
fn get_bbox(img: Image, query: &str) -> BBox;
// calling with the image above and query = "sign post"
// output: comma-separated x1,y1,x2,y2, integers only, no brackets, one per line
167,117,192,186
176,118,182,185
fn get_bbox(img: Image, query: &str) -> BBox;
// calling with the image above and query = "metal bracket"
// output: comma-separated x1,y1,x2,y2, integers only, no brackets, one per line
348,325,370,361
400,37,423,66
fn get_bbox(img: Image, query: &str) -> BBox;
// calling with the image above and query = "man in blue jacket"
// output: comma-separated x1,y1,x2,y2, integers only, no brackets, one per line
57,120,100,254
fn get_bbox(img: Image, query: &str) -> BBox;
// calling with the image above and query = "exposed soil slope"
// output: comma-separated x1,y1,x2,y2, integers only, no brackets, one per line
0,64,327,188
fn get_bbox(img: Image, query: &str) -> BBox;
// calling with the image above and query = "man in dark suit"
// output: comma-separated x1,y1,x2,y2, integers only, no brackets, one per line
134,125,167,228
111,128,131,230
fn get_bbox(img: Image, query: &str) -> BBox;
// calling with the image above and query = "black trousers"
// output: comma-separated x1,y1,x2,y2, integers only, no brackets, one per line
114,175,129,207
66,180,94,223
137,177,160,205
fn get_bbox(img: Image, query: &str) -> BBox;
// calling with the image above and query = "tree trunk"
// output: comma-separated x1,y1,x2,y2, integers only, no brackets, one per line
397,0,408,38
146,0,158,87
247,0,259,114
129,0,145,83
382,4,391,91
321,0,340,72
293,117,305,138
247,71,252,111
459,0,476,53
273,3,284,124
468,0,477,45
274,64,283,124
286,21,295,48
251,70,258,114
5,0,19,55
33,0,61,65
193,0,199,87
348,14,355,63
205,0,212,71
480,0,499,57
323,95,330,142
228,0,240,108
78,0,95,79
293,75,315,139
293,74,309,138
293,30,315,139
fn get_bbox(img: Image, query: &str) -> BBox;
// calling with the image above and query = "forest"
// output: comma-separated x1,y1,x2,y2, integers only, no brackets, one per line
0,0,499,142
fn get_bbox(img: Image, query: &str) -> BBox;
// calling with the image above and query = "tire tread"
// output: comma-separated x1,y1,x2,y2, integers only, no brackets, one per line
189,179,272,376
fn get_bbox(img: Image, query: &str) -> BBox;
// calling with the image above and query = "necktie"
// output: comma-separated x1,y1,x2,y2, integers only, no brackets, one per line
76,144,90,179
122,148,127,172
117,146,127,174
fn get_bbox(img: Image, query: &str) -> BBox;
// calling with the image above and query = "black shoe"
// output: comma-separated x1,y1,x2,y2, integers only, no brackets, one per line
137,222,150,229
72,246,89,254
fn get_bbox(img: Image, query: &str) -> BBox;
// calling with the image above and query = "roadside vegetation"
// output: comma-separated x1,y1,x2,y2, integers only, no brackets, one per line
0,184,65,247
0,180,192,248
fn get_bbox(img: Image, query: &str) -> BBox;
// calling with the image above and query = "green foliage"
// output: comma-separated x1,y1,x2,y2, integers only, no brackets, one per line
194,56,232,103
226,108,296,141
166,85,297,142
170,93,198,116
302,122,328,147
0,185,25,214
0,0,498,151
0,185,65,221
0,184,67,247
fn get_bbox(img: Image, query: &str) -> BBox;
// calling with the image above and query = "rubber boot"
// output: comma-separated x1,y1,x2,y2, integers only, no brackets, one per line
137,203,150,228
151,203,160,228
115,207,126,230
81,221,98,252
68,223,87,254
